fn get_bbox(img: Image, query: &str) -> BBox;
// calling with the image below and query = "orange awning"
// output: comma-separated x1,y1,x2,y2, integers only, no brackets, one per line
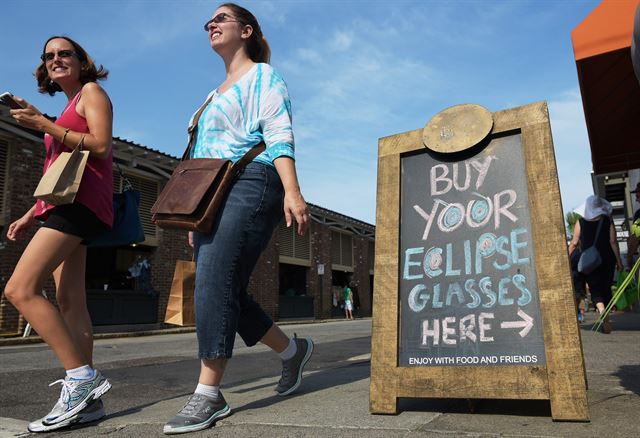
571,0,640,175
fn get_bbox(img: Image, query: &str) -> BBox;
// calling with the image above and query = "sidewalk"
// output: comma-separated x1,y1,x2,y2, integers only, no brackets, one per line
1,312,638,437
0,317,331,347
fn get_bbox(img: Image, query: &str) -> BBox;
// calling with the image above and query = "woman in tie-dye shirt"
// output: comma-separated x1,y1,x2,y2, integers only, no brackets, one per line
164,4,314,435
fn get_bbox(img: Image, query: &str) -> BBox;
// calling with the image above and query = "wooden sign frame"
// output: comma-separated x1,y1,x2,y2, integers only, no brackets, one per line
370,102,589,421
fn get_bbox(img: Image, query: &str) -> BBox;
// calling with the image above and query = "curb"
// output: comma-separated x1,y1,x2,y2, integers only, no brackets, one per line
0,317,367,347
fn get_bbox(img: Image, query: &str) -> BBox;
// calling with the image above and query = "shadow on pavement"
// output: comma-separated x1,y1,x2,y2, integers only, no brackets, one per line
231,360,370,413
104,391,194,421
93,335,374,421
231,359,553,419
613,364,640,396
395,391,551,417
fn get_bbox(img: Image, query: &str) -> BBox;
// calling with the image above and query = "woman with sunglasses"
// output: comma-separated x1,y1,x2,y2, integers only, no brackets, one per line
5,36,113,432
163,3,313,434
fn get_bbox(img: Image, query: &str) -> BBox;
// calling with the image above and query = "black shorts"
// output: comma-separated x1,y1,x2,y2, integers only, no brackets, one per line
41,203,108,244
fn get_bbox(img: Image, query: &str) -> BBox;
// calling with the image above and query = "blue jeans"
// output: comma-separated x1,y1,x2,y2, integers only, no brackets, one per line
193,162,283,359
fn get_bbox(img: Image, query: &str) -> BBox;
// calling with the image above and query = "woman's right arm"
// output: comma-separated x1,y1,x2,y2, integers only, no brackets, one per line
273,157,309,235
260,70,308,235
6,204,37,241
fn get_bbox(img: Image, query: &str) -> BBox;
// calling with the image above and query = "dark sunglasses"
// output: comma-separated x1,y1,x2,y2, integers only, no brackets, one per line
41,50,76,62
203,12,239,31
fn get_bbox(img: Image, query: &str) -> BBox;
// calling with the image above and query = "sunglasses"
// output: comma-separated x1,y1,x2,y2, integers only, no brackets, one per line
203,12,239,31
41,50,76,62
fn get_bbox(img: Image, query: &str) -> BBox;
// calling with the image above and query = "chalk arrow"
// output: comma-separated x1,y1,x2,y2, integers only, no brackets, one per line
500,309,534,337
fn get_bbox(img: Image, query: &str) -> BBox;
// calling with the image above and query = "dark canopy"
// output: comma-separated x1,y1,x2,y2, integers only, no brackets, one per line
571,0,640,174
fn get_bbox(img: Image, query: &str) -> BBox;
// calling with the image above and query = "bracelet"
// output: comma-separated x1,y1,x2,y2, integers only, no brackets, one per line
61,128,70,145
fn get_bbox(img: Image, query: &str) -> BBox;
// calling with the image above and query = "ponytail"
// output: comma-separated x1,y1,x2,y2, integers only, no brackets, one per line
253,35,271,64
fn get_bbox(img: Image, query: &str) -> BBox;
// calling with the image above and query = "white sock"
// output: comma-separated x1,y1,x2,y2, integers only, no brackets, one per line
66,365,95,380
279,338,297,361
195,383,219,399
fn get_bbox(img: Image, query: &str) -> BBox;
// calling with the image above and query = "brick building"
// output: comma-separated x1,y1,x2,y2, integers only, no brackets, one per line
0,107,374,334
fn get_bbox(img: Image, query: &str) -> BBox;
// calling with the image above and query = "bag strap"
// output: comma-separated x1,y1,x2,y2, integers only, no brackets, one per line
181,94,267,170
75,134,85,151
182,95,215,161
231,142,266,173
114,162,134,191
589,217,605,249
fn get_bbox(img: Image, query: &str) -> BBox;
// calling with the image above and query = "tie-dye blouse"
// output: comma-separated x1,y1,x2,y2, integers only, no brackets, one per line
189,63,294,166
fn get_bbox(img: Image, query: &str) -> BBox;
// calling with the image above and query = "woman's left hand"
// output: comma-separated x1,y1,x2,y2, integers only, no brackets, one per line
9,96,48,131
283,190,309,236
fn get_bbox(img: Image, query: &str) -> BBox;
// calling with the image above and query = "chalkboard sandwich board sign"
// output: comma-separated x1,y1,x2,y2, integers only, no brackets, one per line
370,102,588,421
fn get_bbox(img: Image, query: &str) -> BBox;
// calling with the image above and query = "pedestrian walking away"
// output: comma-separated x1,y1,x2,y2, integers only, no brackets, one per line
568,195,623,334
163,3,314,435
3,36,114,432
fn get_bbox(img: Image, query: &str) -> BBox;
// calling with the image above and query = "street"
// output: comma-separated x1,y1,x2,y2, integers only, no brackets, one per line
1,315,639,437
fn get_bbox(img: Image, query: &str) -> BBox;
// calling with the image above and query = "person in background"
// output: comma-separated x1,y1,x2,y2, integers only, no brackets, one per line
163,4,313,435
4,36,113,432
343,282,354,320
569,195,623,333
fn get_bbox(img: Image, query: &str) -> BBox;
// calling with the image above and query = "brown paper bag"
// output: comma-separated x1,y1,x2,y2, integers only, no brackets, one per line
164,260,196,326
33,139,89,205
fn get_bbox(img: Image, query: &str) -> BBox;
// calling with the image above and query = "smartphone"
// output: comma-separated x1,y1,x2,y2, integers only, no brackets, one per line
0,92,23,109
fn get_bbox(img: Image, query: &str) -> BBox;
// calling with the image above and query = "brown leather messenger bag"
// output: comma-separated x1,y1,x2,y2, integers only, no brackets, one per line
151,96,266,232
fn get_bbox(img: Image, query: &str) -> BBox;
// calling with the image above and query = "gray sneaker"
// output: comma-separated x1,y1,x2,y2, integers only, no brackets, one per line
163,391,231,435
42,370,111,425
275,334,314,396
28,399,106,432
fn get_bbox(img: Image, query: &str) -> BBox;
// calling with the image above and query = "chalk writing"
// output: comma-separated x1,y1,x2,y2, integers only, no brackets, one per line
399,134,546,367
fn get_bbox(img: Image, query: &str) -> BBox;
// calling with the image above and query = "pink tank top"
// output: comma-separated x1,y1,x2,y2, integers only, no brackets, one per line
34,91,113,228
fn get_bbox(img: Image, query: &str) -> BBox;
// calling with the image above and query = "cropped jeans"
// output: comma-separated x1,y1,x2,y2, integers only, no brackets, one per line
193,162,283,359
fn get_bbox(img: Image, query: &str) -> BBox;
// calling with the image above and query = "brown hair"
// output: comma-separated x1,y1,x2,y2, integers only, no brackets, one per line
219,3,271,63
35,36,108,96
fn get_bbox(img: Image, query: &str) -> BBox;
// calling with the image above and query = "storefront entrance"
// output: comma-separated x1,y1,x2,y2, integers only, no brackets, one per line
85,246,158,325
331,270,355,318
278,263,313,319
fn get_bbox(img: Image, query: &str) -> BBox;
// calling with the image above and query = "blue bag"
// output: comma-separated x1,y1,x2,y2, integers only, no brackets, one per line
577,218,604,275
88,171,145,247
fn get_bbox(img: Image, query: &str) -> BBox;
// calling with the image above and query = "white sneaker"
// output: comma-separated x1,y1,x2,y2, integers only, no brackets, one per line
41,370,111,425
28,399,106,432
